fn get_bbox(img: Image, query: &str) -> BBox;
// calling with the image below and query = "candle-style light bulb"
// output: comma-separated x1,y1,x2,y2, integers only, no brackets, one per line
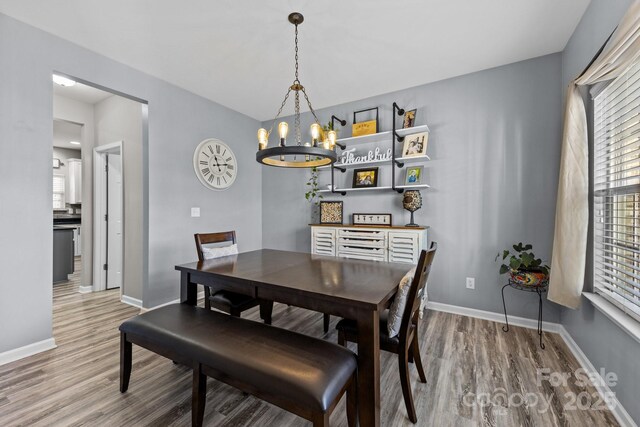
257,128,268,150
327,130,337,150
278,122,288,146
310,123,321,147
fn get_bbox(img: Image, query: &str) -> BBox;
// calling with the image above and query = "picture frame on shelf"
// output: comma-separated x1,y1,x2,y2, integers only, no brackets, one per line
404,166,423,185
319,201,344,224
352,213,392,227
352,167,379,188
402,109,417,129
352,107,379,137
402,132,429,157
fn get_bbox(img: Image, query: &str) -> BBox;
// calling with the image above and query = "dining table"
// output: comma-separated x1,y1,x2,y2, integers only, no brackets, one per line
175,249,410,427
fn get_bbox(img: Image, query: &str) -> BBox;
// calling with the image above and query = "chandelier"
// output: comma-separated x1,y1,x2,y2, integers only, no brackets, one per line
256,12,338,168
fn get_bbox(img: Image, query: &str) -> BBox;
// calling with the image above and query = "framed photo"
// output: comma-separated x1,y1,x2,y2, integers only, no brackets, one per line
352,213,392,227
352,107,379,137
402,109,416,129
402,132,429,157
319,201,343,224
405,166,423,185
352,167,379,188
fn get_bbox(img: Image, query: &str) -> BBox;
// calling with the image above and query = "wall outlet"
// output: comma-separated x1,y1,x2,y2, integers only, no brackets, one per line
191,207,200,218
466,277,475,290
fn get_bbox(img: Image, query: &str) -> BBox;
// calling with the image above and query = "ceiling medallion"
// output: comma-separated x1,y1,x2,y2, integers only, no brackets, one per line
256,12,338,168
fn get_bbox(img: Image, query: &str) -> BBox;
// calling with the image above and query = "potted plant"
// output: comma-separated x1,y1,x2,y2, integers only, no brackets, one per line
305,166,323,209
496,243,550,287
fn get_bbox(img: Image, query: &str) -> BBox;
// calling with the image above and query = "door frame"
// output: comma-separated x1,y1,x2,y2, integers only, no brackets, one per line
93,141,124,295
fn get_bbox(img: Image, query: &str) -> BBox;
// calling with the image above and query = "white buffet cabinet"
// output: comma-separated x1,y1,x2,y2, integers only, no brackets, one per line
311,225,428,264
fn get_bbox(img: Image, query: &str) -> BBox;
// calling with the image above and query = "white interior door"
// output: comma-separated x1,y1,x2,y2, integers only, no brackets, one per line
106,153,123,289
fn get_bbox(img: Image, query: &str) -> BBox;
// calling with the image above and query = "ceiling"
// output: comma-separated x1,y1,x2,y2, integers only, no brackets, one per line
53,119,82,150
53,80,113,105
0,0,590,120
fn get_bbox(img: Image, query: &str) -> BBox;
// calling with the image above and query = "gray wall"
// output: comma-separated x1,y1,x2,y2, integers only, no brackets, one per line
94,95,144,301
0,12,262,353
263,53,564,322
559,0,640,423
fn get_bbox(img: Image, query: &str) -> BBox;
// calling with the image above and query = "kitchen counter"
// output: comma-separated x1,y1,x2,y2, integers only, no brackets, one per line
53,228,74,283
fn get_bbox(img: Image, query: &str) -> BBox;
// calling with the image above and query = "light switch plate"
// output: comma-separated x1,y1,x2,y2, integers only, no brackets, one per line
191,207,200,218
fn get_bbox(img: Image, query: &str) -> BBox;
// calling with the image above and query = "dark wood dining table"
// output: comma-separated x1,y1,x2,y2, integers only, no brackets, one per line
175,249,409,427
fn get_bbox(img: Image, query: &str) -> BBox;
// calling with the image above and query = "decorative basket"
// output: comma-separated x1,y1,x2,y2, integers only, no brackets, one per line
509,270,549,287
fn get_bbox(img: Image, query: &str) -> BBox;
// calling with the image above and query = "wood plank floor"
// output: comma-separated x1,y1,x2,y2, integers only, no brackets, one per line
0,260,619,426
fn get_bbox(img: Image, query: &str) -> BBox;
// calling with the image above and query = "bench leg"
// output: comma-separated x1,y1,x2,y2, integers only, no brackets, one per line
120,332,132,393
338,330,346,347
204,286,211,310
192,364,207,427
347,376,357,427
323,313,330,333
259,300,273,325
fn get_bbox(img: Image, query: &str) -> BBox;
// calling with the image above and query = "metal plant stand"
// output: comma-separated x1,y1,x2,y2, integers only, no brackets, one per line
501,280,548,349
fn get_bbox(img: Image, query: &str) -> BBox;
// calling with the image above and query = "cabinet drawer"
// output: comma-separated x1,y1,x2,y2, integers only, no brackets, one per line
338,229,385,239
338,246,386,261
338,237,386,248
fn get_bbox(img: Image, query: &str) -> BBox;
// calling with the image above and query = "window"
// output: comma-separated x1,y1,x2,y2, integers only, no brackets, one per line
593,60,640,323
53,174,65,209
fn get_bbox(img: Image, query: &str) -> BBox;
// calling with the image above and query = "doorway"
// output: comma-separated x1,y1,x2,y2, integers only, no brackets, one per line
94,142,124,292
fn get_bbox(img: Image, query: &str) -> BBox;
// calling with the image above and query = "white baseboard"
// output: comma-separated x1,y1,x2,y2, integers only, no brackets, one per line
426,301,561,333
120,295,143,308
0,338,57,366
78,285,93,294
138,291,205,313
558,326,636,427
426,301,634,426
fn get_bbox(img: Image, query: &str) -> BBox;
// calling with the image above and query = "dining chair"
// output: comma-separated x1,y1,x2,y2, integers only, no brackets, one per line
336,242,437,423
194,231,273,324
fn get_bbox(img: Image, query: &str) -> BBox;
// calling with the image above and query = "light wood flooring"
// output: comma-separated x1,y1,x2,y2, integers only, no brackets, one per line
0,260,619,426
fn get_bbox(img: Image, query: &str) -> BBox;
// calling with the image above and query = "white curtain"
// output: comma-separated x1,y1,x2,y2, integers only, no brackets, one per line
549,1,640,309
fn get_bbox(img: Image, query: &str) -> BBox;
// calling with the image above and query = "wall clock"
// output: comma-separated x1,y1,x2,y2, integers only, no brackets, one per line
193,138,237,190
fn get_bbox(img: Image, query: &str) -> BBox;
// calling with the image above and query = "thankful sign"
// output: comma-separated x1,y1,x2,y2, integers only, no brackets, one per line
340,147,392,165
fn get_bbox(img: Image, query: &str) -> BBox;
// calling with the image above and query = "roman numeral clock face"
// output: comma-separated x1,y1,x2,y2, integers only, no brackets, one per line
193,138,237,190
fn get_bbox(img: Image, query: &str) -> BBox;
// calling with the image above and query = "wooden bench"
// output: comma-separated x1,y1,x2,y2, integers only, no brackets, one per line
119,304,357,427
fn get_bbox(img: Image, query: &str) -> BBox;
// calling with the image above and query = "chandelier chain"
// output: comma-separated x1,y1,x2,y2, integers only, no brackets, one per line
301,87,321,125
294,23,299,83
295,91,301,144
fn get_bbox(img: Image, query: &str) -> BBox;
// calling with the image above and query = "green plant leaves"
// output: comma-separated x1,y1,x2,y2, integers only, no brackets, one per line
498,242,550,276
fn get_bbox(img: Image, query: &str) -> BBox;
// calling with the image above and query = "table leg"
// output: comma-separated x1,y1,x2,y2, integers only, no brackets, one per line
356,308,380,427
180,271,197,306
501,284,510,332
537,289,545,349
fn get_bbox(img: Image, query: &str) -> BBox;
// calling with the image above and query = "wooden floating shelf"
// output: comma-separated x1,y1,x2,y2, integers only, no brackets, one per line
318,155,430,171
317,186,392,194
394,184,431,190
335,124,430,147
317,184,430,194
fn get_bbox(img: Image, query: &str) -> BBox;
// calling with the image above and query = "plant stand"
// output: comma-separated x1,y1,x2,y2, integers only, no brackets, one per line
501,280,548,349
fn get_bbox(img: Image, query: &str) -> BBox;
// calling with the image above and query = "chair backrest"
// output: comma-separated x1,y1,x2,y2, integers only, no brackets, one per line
194,231,236,262
398,242,437,342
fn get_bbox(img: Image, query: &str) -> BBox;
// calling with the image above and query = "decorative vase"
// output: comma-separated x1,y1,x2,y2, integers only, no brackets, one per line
509,269,549,287
402,190,422,227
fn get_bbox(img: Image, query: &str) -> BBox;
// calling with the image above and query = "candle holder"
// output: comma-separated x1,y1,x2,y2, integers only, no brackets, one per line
402,190,422,227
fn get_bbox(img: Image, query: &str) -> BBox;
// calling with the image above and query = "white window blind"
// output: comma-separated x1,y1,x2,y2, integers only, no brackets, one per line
593,60,640,323
53,174,65,209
